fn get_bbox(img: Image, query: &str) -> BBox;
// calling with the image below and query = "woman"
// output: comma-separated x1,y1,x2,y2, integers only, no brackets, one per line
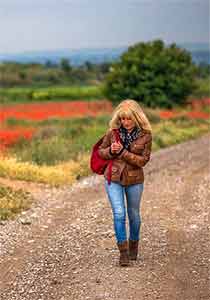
98,99,152,267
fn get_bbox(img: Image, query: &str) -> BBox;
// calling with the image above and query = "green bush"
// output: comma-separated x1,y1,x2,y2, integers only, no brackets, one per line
104,39,197,108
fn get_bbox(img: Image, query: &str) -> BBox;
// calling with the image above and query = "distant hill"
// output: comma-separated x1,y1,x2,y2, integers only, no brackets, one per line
0,43,209,66
0,47,126,66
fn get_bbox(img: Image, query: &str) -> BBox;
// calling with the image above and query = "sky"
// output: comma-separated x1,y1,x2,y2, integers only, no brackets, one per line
0,0,209,54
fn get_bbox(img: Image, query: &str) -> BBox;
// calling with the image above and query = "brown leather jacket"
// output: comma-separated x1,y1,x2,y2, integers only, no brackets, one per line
98,128,152,186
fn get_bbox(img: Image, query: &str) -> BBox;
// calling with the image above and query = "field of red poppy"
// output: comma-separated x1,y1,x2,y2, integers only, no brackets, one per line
0,100,113,150
0,98,209,154
0,96,209,190
159,98,210,120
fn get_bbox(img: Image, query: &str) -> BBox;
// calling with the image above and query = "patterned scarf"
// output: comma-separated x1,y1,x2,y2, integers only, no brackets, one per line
119,126,141,150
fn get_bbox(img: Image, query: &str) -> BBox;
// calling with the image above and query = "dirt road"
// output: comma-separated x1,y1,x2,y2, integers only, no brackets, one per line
0,133,210,300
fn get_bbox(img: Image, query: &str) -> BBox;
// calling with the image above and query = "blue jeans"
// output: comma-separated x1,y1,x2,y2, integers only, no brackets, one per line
104,180,144,244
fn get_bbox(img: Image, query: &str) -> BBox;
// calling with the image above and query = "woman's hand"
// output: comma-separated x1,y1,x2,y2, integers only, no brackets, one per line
111,142,123,154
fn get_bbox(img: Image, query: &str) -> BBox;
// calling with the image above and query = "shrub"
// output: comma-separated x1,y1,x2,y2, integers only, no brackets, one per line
104,39,197,108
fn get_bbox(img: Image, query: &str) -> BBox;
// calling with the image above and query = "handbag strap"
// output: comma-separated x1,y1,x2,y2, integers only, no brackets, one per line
113,128,120,143
107,160,113,184
107,129,120,185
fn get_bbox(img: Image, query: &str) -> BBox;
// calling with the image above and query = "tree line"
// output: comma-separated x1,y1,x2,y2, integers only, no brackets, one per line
0,59,111,87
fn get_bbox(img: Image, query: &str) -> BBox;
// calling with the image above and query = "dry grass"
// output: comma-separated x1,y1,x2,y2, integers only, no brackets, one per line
0,184,33,220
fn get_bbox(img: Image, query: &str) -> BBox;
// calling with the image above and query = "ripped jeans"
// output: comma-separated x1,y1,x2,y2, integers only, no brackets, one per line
104,179,144,244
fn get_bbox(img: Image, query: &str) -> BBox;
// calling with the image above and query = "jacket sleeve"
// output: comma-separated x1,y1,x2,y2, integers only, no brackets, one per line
98,130,118,160
118,133,152,167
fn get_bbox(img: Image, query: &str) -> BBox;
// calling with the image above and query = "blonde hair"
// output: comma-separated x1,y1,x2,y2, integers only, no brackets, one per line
109,99,152,132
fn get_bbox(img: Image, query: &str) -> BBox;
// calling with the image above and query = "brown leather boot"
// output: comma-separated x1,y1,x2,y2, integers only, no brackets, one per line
117,240,129,266
129,239,139,260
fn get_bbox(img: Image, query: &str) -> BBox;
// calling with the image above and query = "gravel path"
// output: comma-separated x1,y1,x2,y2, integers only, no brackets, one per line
0,133,210,300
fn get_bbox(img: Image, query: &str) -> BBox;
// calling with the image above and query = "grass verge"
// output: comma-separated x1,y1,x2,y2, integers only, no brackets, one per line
0,117,209,187
0,184,33,220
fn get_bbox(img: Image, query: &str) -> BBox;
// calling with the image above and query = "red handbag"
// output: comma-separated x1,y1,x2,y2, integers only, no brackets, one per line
90,129,120,184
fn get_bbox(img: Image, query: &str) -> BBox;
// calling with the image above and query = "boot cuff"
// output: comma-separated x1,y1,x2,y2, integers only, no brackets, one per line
117,240,128,251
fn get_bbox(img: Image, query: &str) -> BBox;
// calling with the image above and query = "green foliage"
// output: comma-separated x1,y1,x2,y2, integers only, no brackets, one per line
196,63,210,79
152,120,209,151
0,60,111,88
8,113,210,167
0,85,103,103
103,39,197,108
190,77,210,98
9,115,110,165
60,58,72,73
19,137,71,165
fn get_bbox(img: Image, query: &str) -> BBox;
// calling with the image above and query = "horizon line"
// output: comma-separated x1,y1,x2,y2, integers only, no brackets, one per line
1,41,210,56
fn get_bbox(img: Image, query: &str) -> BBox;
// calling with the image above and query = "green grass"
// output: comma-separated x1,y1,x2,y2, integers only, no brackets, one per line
0,85,103,104
6,113,210,166
152,119,210,151
8,115,110,165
